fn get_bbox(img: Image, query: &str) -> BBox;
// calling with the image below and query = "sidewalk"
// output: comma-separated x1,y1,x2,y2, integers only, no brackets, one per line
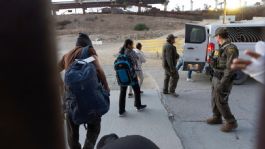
78,89,183,149
147,67,261,149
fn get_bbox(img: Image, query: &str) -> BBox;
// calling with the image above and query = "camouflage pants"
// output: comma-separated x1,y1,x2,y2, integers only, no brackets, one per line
211,76,236,123
163,68,179,93
66,115,101,149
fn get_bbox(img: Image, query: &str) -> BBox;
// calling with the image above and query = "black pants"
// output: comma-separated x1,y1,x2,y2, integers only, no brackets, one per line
119,81,141,114
66,115,101,149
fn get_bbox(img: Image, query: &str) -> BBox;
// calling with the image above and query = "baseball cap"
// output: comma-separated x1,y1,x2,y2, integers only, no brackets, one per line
167,34,178,40
214,27,228,37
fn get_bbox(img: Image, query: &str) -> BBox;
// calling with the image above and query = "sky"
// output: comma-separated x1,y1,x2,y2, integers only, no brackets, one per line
154,0,261,11
52,0,262,11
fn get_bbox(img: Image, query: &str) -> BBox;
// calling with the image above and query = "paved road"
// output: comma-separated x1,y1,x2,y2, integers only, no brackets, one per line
76,84,183,149
63,65,183,149
145,66,262,149
100,64,262,149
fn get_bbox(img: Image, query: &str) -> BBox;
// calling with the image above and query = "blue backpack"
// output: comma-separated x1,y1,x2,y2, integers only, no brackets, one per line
114,52,136,86
64,46,110,125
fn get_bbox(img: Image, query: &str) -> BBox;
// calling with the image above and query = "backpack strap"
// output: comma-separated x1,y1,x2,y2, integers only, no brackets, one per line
75,46,95,64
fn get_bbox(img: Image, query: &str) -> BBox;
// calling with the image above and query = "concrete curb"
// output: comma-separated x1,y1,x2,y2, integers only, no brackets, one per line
146,72,184,149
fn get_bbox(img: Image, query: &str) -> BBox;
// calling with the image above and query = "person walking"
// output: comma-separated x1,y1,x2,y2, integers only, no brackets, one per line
206,28,239,132
176,57,193,82
58,33,110,149
128,43,146,98
118,39,147,116
162,34,180,97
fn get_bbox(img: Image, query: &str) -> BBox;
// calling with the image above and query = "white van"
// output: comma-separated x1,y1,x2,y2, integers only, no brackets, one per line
182,21,265,84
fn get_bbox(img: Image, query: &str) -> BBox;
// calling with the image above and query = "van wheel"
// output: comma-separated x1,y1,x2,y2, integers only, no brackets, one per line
233,71,248,85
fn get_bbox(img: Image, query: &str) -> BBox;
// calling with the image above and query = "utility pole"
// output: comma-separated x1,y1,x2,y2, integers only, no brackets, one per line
240,0,244,20
164,0,169,11
138,1,143,13
223,0,227,24
190,0,193,11
215,0,218,10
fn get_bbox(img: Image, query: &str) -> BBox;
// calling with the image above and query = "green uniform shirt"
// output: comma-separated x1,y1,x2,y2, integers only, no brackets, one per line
162,42,179,72
213,41,239,84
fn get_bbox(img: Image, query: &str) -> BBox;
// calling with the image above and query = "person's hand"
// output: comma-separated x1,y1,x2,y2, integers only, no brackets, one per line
231,50,261,70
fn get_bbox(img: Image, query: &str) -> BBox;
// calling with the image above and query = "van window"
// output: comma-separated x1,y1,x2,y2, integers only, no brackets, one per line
185,25,206,43
226,27,265,42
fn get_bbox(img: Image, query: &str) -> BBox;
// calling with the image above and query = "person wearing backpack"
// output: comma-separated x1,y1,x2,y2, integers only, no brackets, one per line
58,33,110,149
115,39,147,117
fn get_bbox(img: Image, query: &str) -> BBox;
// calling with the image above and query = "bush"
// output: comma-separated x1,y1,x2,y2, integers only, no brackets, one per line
57,20,72,26
134,23,149,31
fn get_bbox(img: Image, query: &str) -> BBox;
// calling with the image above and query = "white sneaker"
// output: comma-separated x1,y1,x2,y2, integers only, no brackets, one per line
186,78,194,82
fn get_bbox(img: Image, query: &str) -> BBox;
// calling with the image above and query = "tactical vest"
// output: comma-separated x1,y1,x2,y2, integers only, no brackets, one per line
212,43,238,70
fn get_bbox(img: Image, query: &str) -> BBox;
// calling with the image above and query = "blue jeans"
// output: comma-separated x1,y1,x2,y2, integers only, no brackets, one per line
176,58,192,79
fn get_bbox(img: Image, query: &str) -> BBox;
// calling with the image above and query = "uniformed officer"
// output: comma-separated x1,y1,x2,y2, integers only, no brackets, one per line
206,28,239,132
162,34,180,97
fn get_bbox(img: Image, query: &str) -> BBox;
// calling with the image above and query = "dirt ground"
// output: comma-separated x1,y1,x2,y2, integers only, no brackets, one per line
55,14,192,42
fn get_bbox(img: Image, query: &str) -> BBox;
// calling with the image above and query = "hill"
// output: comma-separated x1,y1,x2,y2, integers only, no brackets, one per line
55,14,192,41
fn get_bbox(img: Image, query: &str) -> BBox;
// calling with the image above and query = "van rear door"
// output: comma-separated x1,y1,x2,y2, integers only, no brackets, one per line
183,24,208,72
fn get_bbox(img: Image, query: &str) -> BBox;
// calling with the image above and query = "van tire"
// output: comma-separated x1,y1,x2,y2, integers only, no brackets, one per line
233,71,248,85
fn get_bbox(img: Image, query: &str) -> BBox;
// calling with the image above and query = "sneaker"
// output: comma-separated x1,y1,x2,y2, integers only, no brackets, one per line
186,78,194,82
136,105,147,111
206,117,223,125
220,121,238,132
170,92,179,97
119,111,126,117
128,93,133,98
